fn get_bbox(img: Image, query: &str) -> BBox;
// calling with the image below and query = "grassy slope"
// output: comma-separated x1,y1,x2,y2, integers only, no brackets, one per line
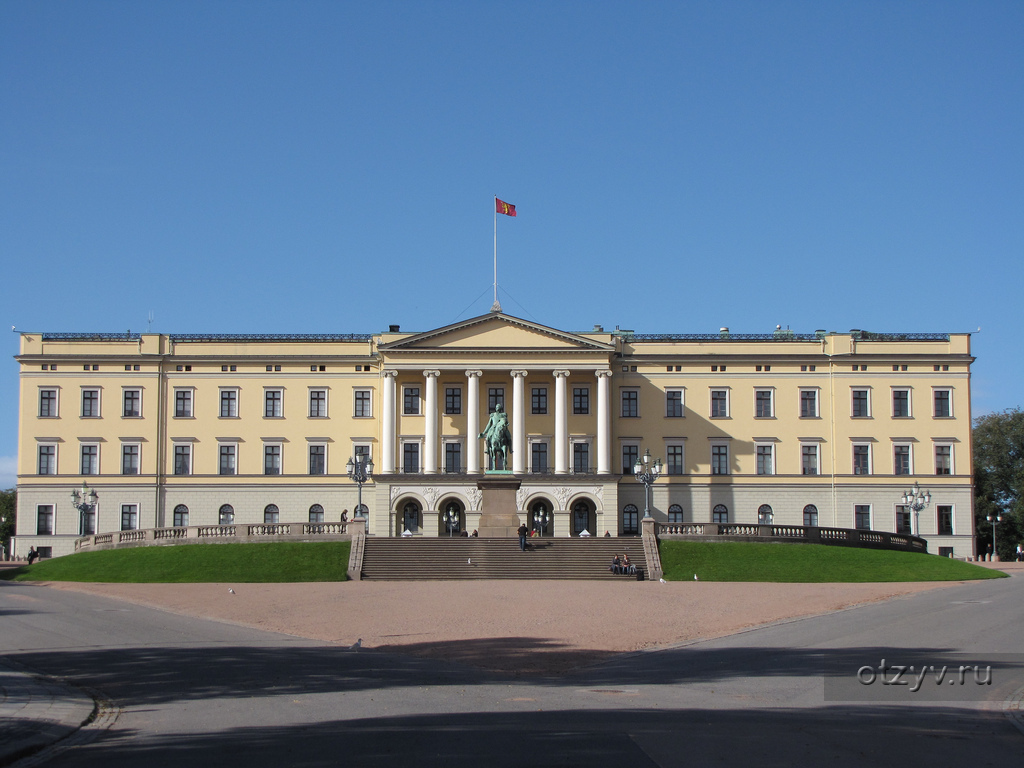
1,541,351,583
659,540,1006,582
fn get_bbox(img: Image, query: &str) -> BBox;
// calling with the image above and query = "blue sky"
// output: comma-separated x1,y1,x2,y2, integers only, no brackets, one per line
2,0,1022,488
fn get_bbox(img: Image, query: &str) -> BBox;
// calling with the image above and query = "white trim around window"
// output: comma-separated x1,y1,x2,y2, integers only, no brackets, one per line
664,440,686,475
264,387,284,419
852,441,873,475
173,387,195,418
755,440,775,476
38,387,60,418
710,387,730,419
37,440,59,475
120,440,141,475
354,388,373,418
308,387,329,419
892,440,914,475
81,387,102,418
933,440,954,475
799,387,820,419
307,440,328,475
891,386,912,418
527,436,551,473
121,386,143,418
753,387,775,419
79,440,100,475
219,387,240,418
932,387,953,419
665,387,685,418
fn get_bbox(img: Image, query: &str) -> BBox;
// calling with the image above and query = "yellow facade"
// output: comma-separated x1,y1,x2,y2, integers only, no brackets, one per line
13,315,975,558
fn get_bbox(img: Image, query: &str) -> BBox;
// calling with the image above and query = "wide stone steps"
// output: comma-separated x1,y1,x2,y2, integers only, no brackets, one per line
360,537,647,580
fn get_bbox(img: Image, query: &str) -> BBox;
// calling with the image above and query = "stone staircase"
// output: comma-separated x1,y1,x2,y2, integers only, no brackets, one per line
360,537,648,581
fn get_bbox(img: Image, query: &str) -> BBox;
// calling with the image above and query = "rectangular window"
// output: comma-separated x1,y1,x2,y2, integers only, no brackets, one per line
756,444,774,475
264,389,283,418
935,445,952,475
711,389,729,418
354,389,372,418
174,389,193,418
895,505,912,534
402,442,420,473
264,445,282,475
892,389,910,418
120,504,138,531
800,389,818,418
573,387,590,415
755,389,773,418
488,387,504,413
121,444,140,475
855,505,871,530
354,444,371,462
801,444,819,475
622,445,639,475
937,505,953,535
309,389,327,418
404,387,421,415
666,444,684,475
220,389,238,418
309,444,326,475
852,388,870,418
711,444,729,475
80,444,99,475
572,442,590,473
38,444,56,475
894,445,911,475
122,389,141,417
174,444,191,475
445,387,462,415
81,388,100,418
666,389,683,418
853,444,871,475
934,389,951,418
37,505,54,535
444,443,462,473
621,390,638,418
532,387,548,415
39,388,58,417
219,444,237,475
531,442,548,473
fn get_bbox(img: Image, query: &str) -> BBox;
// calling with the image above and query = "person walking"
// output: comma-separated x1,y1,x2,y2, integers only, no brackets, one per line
518,523,528,551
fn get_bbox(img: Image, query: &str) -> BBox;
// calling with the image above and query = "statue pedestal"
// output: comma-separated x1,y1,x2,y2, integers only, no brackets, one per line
476,476,522,538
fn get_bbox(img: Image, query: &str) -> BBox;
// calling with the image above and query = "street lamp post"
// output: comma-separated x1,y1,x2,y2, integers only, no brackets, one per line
633,449,663,521
533,507,550,537
901,482,931,537
71,482,98,536
986,513,1003,562
345,455,373,521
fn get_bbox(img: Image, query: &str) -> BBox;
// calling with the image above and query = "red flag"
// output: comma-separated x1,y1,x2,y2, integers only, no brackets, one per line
495,198,516,217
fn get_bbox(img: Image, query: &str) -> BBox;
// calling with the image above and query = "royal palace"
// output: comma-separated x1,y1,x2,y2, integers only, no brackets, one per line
11,312,975,559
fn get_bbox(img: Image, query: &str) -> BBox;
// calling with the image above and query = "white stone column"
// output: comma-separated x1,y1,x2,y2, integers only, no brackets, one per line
554,370,570,474
423,370,440,474
381,371,398,473
466,370,483,474
511,370,528,473
596,369,612,474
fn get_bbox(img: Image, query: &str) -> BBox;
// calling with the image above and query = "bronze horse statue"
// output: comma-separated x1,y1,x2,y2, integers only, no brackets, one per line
479,403,512,471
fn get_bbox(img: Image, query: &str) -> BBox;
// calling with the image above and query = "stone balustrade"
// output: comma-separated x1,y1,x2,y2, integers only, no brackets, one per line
74,520,358,552
656,521,927,553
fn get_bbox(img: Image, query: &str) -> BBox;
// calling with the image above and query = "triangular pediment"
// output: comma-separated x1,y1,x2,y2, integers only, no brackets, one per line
378,313,614,353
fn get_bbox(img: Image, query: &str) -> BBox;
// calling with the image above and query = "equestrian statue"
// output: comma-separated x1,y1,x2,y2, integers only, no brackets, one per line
479,403,512,471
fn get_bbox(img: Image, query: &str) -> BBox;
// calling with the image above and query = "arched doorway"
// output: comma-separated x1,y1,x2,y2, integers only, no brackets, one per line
531,499,552,537
309,504,325,523
402,500,421,535
440,499,463,536
219,504,234,525
572,499,594,536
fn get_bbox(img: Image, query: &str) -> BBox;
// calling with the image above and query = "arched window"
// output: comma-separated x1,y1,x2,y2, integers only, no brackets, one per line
622,504,639,535
531,500,551,536
758,504,774,525
219,504,234,526
712,504,728,524
309,504,325,523
803,504,818,527
667,504,684,524
264,504,280,524
173,504,189,527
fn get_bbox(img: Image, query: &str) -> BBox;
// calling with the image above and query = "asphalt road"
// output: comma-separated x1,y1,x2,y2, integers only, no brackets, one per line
2,574,1022,767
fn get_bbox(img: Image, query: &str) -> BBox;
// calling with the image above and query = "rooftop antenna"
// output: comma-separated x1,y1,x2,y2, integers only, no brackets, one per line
147,311,154,332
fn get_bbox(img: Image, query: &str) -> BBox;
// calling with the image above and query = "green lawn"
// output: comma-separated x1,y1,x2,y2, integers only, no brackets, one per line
1,541,351,583
659,540,1006,582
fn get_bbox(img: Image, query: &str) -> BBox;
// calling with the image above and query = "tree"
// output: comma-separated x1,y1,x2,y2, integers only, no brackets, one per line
973,409,1024,560
0,488,14,559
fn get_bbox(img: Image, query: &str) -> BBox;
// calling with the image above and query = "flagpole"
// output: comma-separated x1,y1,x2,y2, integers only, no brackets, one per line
493,196,499,310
